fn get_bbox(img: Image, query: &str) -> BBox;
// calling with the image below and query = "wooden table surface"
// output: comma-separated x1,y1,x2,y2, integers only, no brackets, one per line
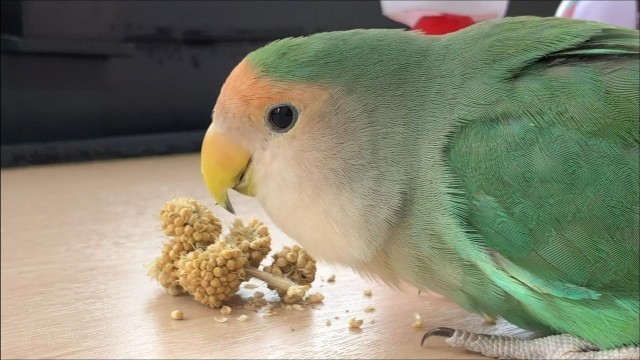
1,153,530,359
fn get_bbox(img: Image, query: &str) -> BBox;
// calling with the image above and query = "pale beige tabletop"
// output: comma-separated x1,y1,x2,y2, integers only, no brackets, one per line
1,153,530,359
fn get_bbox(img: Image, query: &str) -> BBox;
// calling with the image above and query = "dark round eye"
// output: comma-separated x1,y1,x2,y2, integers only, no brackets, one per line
267,104,298,132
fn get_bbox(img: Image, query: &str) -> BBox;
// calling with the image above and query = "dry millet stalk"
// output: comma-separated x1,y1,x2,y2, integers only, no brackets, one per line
244,266,311,304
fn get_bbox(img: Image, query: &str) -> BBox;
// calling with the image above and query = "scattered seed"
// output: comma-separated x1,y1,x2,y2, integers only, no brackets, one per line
306,292,325,303
220,305,232,315
262,303,277,316
327,274,336,282
167,286,182,296
364,305,375,313
348,317,363,328
326,319,332,326
243,283,259,289
237,314,249,322
292,304,305,311
286,285,309,298
171,310,184,320
363,289,372,296
214,317,228,323
412,313,423,329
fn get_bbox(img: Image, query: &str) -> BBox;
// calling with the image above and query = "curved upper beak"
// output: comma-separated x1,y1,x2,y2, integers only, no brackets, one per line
200,124,255,214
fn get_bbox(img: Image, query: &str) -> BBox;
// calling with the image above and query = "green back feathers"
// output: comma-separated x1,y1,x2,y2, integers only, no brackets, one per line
445,16,639,145
444,17,639,348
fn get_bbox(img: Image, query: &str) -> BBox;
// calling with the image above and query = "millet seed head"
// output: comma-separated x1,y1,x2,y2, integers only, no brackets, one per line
177,241,248,308
263,245,317,301
224,218,272,268
145,238,190,293
159,197,222,247
150,197,324,308
148,198,223,293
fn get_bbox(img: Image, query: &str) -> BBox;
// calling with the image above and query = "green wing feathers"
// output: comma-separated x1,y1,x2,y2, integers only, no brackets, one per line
447,17,639,348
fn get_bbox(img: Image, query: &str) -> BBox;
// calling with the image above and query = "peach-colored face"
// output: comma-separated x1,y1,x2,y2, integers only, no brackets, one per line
211,59,331,150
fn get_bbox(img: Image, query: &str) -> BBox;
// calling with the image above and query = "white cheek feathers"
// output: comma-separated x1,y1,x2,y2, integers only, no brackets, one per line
252,147,392,266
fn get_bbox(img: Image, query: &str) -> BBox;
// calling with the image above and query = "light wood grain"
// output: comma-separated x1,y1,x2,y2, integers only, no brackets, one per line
1,154,531,359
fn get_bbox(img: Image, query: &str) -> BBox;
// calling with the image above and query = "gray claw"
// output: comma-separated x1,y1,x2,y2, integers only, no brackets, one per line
421,327,456,347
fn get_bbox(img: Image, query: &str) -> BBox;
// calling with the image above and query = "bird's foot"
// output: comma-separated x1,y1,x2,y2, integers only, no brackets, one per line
421,327,639,359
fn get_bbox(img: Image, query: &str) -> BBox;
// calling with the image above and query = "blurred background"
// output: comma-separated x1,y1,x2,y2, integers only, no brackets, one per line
0,0,563,168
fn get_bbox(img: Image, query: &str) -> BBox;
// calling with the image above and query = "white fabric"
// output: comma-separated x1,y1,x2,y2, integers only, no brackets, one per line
379,0,509,27
556,0,638,29
380,0,638,29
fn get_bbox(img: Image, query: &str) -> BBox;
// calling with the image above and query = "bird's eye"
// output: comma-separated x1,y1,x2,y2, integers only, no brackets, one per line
267,104,298,132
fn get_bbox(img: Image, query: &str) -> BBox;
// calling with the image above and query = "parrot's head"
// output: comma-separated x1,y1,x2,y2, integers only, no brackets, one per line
201,29,432,265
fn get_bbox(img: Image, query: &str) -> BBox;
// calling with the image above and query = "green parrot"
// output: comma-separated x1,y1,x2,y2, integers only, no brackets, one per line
200,16,639,359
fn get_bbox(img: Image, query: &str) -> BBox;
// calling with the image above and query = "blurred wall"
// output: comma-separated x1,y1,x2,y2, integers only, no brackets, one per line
1,0,560,167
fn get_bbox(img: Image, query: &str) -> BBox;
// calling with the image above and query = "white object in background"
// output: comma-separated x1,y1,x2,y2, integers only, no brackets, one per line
556,0,638,29
380,0,509,27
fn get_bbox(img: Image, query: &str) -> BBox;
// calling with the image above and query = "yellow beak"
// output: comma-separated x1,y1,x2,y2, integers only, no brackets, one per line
200,124,255,214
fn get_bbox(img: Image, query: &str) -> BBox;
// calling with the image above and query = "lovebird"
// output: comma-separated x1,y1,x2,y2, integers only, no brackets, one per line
200,16,639,359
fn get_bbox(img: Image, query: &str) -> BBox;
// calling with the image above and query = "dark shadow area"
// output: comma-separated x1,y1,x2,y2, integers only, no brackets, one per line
1,0,560,168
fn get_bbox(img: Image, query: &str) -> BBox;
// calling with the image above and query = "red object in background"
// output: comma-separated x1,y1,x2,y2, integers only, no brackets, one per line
411,14,476,35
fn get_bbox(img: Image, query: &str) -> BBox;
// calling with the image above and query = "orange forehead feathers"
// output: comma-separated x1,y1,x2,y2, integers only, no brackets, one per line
214,59,330,126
